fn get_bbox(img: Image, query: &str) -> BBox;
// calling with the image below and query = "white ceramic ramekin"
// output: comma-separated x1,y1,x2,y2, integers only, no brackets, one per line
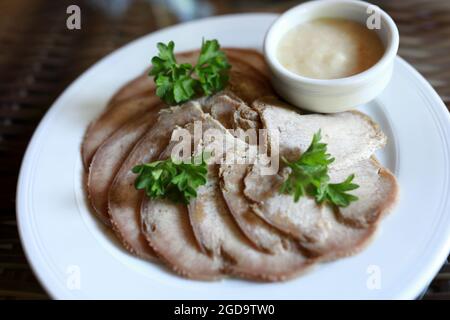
264,0,399,113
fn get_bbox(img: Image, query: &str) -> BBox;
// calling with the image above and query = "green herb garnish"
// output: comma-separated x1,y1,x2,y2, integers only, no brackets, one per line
149,39,231,105
280,130,359,207
132,153,208,204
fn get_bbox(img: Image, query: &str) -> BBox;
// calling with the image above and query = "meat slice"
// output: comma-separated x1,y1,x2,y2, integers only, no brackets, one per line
108,102,204,259
296,205,378,261
191,164,313,281
234,96,399,259
203,92,261,133
146,115,312,280
245,158,398,258
87,105,163,225
82,51,202,170
82,94,161,169
202,93,239,129
156,114,250,254
183,117,313,280
110,49,268,106
220,151,294,254
109,51,199,105
108,72,154,106
189,58,273,106
184,116,249,254
233,101,261,131
224,48,269,78
331,158,399,227
82,52,270,170
227,71,273,104
141,199,223,280
253,97,386,169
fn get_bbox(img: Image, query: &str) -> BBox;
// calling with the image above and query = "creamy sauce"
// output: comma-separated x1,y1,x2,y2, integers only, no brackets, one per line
277,18,385,79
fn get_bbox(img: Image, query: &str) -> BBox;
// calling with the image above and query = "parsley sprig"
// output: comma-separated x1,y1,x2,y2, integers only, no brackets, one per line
280,131,359,207
149,39,231,105
132,154,208,204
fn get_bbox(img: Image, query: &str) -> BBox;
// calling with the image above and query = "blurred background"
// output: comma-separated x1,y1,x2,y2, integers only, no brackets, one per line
0,0,449,299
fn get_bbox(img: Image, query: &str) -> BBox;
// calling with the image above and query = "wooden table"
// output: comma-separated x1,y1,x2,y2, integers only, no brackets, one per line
0,0,449,299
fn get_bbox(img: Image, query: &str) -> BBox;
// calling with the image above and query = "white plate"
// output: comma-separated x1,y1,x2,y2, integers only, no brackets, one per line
16,13,450,299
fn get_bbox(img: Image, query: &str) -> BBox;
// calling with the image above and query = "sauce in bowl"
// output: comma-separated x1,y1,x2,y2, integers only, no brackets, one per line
277,18,385,80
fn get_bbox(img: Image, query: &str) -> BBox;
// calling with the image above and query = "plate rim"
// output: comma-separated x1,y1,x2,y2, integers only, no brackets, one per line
15,13,450,300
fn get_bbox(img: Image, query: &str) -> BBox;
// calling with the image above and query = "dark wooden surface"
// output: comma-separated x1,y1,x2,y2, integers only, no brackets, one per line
0,0,449,300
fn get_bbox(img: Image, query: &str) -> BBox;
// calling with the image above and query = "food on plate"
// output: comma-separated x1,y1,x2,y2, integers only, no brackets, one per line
82,95,161,168
87,106,164,224
142,198,223,280
82,38,399,281
81,47,271,169
109,102,204,259
143,116,312,281
277,18,385,79
149,40,231,104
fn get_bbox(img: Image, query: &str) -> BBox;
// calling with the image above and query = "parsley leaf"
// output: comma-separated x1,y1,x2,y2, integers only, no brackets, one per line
194,39,231,95
150,41,195,104
149,39,230,104
132,153,208,204
315,174,359,207
280,130,359,207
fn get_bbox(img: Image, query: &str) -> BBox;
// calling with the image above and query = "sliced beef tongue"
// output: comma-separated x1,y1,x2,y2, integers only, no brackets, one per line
254,98,387,168
108,101,205,260
189,167,232,257
224,48,270,78
138,116,227,279
82,49,268,171
82,51,203,170
108,72,154,106
82,94,161,169
233,101,261,131
331,158,399,227
242,97,399,259
144,114,312,280
109,51,200,105
220,160,296,254
87,104,164,225
299,206,378,260
81,44,400,281
202,92,262,148
191,164,313,281
227,71,273,105
221,153,377,260
110,49,268,106
245,159,398,259
141,199,223,280
202,93,241,129
159,114,250,255
187,117,312,280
